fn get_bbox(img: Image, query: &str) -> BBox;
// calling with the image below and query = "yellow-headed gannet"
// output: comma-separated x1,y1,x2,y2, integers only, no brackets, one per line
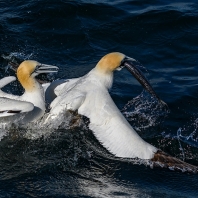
45,52,197,173
0,60,58,124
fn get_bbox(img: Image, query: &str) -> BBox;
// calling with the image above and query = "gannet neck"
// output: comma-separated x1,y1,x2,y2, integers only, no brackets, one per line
19,75,40,92
90,68,113,90
22,85,45,117
95,52,125,74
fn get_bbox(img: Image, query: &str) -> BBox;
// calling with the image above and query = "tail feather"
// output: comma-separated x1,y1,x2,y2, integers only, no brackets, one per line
151,150,198,173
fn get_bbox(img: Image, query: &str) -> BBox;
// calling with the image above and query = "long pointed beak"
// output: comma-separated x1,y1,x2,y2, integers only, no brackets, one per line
122,58,165,105
36,64,59,74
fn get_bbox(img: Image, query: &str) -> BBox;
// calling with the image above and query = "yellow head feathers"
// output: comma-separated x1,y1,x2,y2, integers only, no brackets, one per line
96,52,125,73
17,60,39,92
17,60,38,77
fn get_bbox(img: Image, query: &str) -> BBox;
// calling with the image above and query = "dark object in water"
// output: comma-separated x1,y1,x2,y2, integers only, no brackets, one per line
151,150,198,173
1,53,24,72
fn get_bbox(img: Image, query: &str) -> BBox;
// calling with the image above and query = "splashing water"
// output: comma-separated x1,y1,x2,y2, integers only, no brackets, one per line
160,119,198,161
160,119,198,148
122,90,169,132
0,109,89,141
177,128,185,161
2,52,33,62
1,52,34,73
177,120,198,148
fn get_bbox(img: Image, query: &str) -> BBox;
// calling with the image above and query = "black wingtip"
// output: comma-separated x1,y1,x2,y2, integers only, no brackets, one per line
0,110,21,113
150,150,198,174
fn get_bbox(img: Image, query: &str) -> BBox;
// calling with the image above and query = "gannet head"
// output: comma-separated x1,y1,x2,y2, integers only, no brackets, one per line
17,60,58,91
96,52,125,73
96,52,163,102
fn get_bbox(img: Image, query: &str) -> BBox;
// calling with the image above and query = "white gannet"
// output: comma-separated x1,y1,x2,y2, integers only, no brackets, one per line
0,60,58,124
45,52,197,173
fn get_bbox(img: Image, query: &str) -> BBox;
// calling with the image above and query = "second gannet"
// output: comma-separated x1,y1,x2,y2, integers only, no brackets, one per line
45,52,197,173
0,60,58,124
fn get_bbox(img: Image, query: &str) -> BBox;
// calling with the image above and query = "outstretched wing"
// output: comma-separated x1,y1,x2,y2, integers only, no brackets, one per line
77,90,198,173
78,88,157,159
0,97,34,117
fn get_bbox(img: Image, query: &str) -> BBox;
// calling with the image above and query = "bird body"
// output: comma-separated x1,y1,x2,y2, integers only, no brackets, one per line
45,52,198,173
45,53,160,159
48,67,157,159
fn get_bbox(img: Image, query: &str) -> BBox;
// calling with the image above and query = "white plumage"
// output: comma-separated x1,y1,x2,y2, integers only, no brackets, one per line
0,97,34,117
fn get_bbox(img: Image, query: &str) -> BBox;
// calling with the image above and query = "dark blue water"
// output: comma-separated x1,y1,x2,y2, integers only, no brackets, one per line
0,0,198,197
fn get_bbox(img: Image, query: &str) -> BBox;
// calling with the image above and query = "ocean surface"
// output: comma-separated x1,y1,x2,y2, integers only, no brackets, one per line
0,0,198,197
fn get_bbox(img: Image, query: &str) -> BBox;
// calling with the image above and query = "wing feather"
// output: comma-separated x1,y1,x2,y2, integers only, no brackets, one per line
0,97,34,117
42,79,79,105
78,89,157,159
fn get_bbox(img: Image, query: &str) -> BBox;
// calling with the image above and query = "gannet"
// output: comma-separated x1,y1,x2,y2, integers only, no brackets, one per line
45,52,197,173
0,60,58,124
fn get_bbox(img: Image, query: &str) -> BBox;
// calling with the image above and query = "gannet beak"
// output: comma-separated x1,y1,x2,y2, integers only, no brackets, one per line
35,63,59,74
121,57,163,103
